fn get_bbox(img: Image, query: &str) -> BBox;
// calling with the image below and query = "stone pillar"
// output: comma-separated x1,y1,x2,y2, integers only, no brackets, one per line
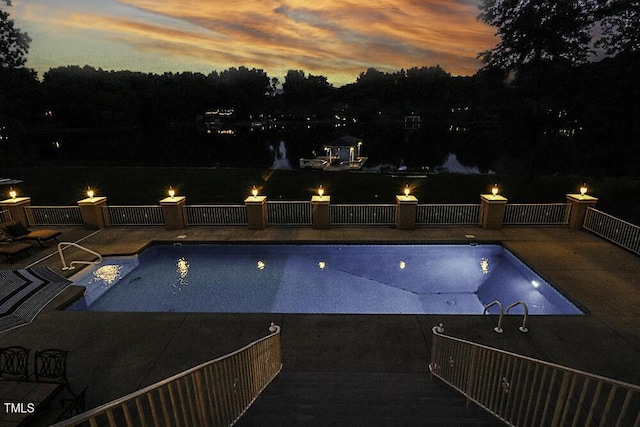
311,195,330,229
480,194,507,229
245,195,267,230
160,196,186,230
566,194,598,230
396,195,418,230
0,197,31,226
77,196,108,229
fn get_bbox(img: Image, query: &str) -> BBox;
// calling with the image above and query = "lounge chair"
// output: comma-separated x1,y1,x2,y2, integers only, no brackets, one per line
0,220,61,248
0,241,32,261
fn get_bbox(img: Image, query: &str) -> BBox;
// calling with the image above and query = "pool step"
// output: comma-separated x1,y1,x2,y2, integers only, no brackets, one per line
235,371,502,426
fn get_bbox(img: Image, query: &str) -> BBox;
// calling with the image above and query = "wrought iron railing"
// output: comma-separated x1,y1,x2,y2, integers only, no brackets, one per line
504,203,571,225
429,325,640,427
105,205,164,226
24,206,83,226
186,205,247,226
331,204,396,226
267,201,312,226
417,204,481,225
54,324,282,427
583,207,640,255
0,209,11,223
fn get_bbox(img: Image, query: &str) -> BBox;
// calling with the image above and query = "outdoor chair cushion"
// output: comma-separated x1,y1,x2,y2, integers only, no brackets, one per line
0,242,32,260
0,220,61,247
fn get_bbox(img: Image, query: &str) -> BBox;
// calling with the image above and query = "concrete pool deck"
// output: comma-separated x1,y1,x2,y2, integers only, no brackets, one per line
1,225,639,415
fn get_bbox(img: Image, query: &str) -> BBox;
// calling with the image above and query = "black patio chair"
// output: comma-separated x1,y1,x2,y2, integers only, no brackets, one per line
0,346,31,380
34,348,69,384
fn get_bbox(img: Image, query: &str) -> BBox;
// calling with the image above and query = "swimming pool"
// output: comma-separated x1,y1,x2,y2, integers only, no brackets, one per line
68,243,583,315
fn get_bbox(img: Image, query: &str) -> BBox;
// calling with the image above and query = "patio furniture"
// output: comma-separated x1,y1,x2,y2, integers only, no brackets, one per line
0,220,61,248
0,346,31,381
34,349,87,422
0,242,32,261
34,349,69,385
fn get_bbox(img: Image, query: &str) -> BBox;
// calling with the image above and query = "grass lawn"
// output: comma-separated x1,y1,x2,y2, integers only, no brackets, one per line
3,166,640,225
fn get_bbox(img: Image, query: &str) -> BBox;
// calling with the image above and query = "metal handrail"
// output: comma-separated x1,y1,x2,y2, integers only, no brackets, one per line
53,323,282,427
506,301,529,333
483,300,504,333
57,242,102,270
429,325,640,427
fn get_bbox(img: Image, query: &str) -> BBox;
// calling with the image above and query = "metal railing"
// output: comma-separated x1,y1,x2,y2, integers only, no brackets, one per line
504,203,571,225
58,242,102,270
0,209,11,223
24,206,83,226
429,325,640,427
417,204,481,225
267,201,312,226
54,324,282,427
186,205,247,226
105,205,164,226
584,207,640,255
331,204,396,226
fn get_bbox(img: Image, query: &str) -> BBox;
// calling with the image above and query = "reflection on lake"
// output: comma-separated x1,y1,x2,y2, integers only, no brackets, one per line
38,119,496,173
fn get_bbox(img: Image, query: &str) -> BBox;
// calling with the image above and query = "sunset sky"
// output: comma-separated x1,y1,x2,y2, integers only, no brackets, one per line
13,0,497,86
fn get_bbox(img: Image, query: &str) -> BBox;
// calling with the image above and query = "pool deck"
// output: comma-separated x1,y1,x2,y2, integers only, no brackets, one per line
1,225,640,414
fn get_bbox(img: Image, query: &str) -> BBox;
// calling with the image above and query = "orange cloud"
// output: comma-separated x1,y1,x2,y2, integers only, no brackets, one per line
23,0,497,85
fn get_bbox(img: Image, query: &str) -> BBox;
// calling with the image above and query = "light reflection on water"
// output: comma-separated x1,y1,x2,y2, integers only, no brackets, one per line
173,257,190,293
92,264,123,288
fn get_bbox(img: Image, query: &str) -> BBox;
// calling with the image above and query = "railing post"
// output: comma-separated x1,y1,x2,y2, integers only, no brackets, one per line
396,194,417,230
160,196,187,230
480,194,507,229
566,193,598,230
77,196,108,229
311,195,330,229
245,195,267,230
0,196,31,226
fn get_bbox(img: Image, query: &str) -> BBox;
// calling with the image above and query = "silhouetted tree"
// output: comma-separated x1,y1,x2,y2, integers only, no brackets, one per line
596,0,640,55
477,0,596,69
0,0,30,68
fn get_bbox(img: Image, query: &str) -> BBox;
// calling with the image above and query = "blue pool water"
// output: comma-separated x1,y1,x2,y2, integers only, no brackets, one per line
68,244,583,315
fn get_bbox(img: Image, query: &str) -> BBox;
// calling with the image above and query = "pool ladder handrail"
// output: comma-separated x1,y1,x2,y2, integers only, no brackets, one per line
483,300,504,333
506,301,529,333
483,300,529,334
58,242,102,270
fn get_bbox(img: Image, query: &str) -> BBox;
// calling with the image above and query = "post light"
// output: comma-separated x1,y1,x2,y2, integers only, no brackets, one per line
404,185,410,197
87,188,94,200
9,188,17,199
317,185,324,198
357,141,362,157
580,183,588,196
491,184,499,197
251,185,259,198
168,186,176,199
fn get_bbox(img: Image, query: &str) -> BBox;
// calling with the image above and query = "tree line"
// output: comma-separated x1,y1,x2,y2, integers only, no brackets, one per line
1,0,639,175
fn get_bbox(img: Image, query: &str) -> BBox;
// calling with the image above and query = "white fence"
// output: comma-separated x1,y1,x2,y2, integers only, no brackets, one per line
267,201,312,226
584,207,640,255
24,206,83,226
417,204,481,225
186,205,247,225
0,209,11,223
331,204,396,226
504,203,571,225
105,205,164,226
